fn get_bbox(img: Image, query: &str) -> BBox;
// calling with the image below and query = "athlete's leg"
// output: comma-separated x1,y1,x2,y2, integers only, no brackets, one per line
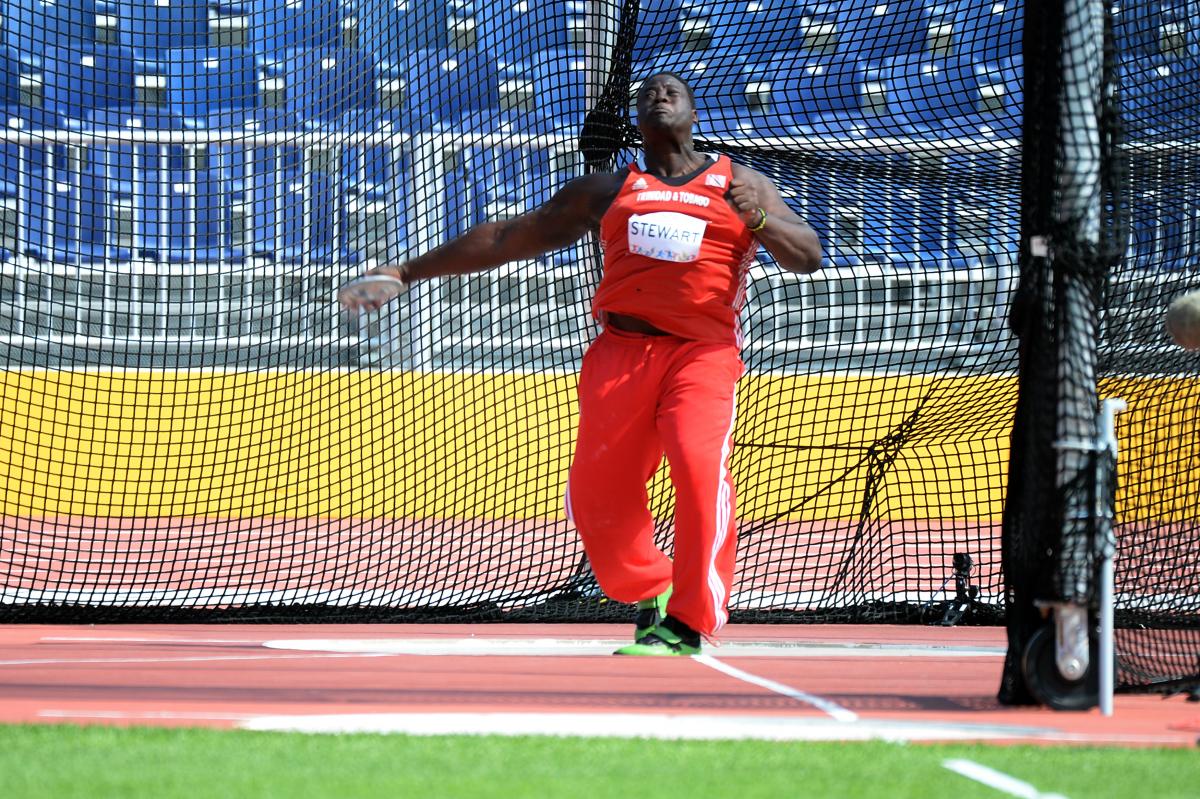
656,343,744,637
567,330,672,603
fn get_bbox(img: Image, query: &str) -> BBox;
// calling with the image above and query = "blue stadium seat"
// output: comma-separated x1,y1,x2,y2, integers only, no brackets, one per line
766,0,843,53
882,172,953,270
400,48,500,129
477,0,585,64
165,47,258,121
1119,52,1200,137
751,53,901,138
1,0,99,49
44,45,136,120
940,150,1016,266
250,0,347,65
15,140,111,264
953,0,1020,65
1113,0,1196,59
118,0,209,55
0,46,19,111
338,109,409,262
1128,179,1193,269
496,47,588,134
194,110,291,261
636,0,845,63
279,47,375,127
882,53,982,137
634,0,683,62
445,143,524,231
0,106,59,261
210,119,346,264
642,0,730,56
970,56,1022,139
836,0,930,64
348,0,491,68
276,165,345,264
83,105,233,262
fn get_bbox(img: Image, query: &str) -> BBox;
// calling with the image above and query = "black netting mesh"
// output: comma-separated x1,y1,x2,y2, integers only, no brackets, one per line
1104,1,1200,693
0,1,1193,691
1000,0,1198,701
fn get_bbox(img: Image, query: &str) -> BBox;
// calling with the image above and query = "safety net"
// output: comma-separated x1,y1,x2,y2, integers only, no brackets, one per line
0,0,1194,694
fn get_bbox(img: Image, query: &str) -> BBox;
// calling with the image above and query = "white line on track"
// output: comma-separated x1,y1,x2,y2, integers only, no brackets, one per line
41,637,272,644
943,759,1070,799
40,709,258,721
693,654,858,722
0,652,395,667
236,711,1060,742
260,638,1004,658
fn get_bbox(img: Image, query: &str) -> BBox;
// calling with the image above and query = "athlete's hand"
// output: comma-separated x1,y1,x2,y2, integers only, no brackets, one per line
725,175,767,229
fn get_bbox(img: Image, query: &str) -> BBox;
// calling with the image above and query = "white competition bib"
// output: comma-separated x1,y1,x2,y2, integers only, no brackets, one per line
627,211,708,263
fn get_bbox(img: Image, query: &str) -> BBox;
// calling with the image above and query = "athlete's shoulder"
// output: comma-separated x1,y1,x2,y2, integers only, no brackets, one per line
562,167,630,195
552,168,630,223
728,159,762,181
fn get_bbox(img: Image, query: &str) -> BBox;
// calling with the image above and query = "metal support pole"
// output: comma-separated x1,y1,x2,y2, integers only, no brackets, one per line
1097,397,1126,717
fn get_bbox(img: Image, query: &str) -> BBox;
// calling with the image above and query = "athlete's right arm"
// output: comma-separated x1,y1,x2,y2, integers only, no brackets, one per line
369,172,624,285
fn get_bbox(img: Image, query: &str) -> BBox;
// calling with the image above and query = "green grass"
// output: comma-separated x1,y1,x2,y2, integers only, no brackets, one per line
1,724,1196,799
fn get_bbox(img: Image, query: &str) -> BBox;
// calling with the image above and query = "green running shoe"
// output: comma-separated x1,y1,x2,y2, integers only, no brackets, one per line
614,619,701,656
633,585,673,641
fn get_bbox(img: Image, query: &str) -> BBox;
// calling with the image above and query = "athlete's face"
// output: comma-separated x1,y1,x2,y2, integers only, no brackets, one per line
635,74,697,136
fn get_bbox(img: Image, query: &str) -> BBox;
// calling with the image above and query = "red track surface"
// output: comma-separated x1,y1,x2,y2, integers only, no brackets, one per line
0,624,1196,746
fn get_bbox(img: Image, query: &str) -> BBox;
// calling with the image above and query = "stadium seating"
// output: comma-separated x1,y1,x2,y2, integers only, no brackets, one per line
971,56,1021,139
348,0,505,69
0,46,19,111
635,0,822,62
744,53,902,138
1113,0,1196,59
0,0,1030,268
883,52,984,136
81,106,225,262
480,0,586,64
633,0,683,62
879,168,953,269
0,105,59,260
250,0,347,65
394,47,501,129
165,47,258,121
1119,52,1200,137
953,0,1020,65
495,46,588,132
836,0,931,64
15,142,111,264
1,0,100,50
44,45,136,120
278,47,376,127
338,109,409,260
117,0,209,55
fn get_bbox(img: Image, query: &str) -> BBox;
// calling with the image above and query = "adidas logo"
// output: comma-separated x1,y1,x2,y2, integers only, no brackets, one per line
631,177,649,190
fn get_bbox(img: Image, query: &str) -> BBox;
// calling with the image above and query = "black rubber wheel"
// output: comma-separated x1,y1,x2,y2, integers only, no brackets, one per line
1021,624,1099,711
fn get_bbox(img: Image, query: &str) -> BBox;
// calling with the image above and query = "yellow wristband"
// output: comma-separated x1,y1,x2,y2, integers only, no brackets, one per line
749,208,767,232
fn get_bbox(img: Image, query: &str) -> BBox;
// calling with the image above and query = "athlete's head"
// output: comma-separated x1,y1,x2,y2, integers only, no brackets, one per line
635,72,698,138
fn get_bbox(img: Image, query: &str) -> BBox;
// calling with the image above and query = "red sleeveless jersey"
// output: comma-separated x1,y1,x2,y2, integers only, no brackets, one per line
592,154,759,346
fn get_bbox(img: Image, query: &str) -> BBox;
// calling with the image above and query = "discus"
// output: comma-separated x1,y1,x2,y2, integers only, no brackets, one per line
338,274,408,313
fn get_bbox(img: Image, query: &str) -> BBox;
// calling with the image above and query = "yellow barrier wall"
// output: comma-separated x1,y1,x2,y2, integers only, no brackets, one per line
1,370,1180,522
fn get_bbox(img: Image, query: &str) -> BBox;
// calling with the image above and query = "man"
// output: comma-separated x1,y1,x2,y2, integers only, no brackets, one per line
344,72,822,655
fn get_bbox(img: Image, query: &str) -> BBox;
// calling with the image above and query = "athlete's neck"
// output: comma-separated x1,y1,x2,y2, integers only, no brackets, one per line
641,144,707,179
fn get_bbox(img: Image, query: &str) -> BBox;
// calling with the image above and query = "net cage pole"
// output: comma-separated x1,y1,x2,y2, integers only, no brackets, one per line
1005,0,1122,710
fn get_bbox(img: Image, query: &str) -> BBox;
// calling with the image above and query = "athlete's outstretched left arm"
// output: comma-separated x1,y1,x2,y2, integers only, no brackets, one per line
727,163,822,274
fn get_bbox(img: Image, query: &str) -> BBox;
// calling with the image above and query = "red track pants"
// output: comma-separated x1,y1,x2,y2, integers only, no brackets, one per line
566,327,743,637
